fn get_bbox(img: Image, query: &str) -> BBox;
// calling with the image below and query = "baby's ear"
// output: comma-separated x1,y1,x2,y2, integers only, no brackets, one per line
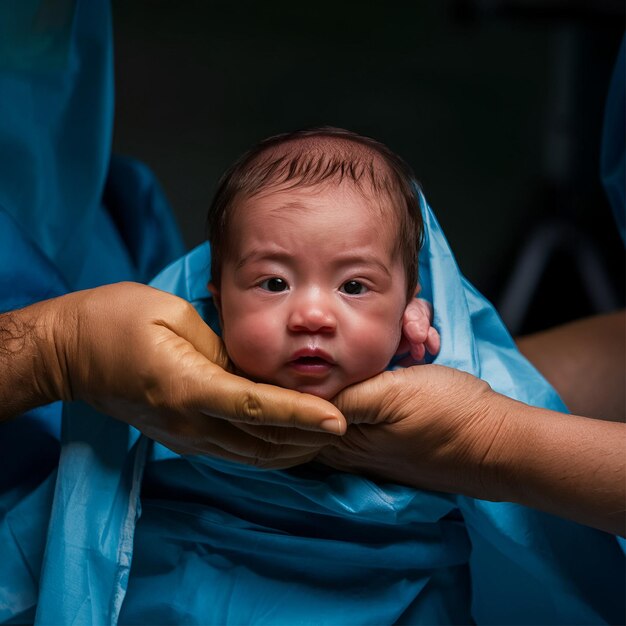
207,281,222,315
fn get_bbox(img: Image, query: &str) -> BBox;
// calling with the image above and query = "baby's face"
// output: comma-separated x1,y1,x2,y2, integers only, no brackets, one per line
210,183,409,400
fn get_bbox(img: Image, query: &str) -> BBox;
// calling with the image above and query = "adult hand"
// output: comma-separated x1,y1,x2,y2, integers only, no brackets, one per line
319,365,498,495
1,282,345,468
319,364,625,536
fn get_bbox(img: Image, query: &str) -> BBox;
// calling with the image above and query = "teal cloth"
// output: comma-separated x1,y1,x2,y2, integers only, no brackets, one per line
0,1,184,622
28,193,624,625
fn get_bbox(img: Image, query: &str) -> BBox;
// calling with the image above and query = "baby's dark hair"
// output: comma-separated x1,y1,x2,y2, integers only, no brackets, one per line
206,127,424,301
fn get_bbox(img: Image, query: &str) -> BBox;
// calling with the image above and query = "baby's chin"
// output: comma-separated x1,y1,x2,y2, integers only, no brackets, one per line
288,382,346,401
242,366,388,401
249,373,348,402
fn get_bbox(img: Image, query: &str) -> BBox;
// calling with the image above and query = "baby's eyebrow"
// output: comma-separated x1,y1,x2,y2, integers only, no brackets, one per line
332,254,392,278
235,249,392,278
235,249,292,270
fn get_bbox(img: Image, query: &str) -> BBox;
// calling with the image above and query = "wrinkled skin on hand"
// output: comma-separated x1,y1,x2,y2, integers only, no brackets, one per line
38,282,345,468
319,363,626,537
319,365,505,498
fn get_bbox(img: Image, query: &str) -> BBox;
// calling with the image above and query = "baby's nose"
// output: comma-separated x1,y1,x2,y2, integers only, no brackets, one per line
287,290,336,333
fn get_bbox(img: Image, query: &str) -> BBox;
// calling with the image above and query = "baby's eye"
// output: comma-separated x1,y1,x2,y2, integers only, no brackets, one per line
341,280,367,295
259,277,288,292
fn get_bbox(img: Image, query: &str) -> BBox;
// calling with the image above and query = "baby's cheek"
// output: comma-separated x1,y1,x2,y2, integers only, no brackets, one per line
352,330,400,382
381,316,404,358
222,316,278,376
382,318,404,363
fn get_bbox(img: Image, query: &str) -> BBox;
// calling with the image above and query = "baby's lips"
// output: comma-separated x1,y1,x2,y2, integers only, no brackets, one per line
289,347,335,364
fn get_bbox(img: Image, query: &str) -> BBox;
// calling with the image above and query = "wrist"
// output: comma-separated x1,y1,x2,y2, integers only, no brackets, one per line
463,388,524,502
0,299,63,418
474,396,626,534
36,295,76,404
25,295,77,407
473,391,551,506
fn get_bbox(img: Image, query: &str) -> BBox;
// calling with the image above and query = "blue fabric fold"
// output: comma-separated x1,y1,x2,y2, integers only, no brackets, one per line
0,2,184,615
0,0,113,289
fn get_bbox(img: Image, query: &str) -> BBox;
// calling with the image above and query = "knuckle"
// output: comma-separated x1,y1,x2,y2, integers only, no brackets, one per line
419,299,433,316
141,371,168,410
181,299,198,319
173,299,197,324
404,305,420,322
159,296,197,328
237,389,265,424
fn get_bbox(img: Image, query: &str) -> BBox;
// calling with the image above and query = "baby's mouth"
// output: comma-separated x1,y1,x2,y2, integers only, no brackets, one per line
292,356,331,366
288,350,335,375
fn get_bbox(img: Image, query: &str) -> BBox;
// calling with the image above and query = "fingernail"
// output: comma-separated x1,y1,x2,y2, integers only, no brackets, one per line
320,418,342,435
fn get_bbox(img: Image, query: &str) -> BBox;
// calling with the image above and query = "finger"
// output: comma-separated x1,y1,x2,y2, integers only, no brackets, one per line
401,318,427,361
403,312,431,346
404,299,432,323
403,297,426,321
425,327,441,356
332,367,440,427
409,342,426,362
234,422,337,447
331,370,400,425
183,443,319,470
192,369,346,434
160,299,232,370
186,440,321,469
158,415,325,467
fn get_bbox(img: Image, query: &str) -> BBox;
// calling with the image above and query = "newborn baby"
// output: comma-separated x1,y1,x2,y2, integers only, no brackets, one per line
207,126,436,399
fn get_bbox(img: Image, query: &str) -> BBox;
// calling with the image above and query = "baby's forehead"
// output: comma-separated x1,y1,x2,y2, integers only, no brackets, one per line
232,180,401,239
222,134,411,257
228,182,403,269
240,180,391,221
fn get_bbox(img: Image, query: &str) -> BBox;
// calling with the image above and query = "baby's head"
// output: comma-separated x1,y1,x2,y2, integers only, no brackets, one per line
207,127,423,399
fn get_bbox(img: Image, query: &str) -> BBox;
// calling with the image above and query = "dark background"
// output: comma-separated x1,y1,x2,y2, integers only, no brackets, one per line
111,0,625,335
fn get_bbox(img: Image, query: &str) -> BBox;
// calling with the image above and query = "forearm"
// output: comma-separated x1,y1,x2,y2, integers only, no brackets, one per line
327,364,625,536
517,310,625,422
484,392,626,536
0,300,65,420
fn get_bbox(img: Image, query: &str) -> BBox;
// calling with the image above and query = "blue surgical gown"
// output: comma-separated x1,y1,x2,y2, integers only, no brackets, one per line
0,2,184,621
